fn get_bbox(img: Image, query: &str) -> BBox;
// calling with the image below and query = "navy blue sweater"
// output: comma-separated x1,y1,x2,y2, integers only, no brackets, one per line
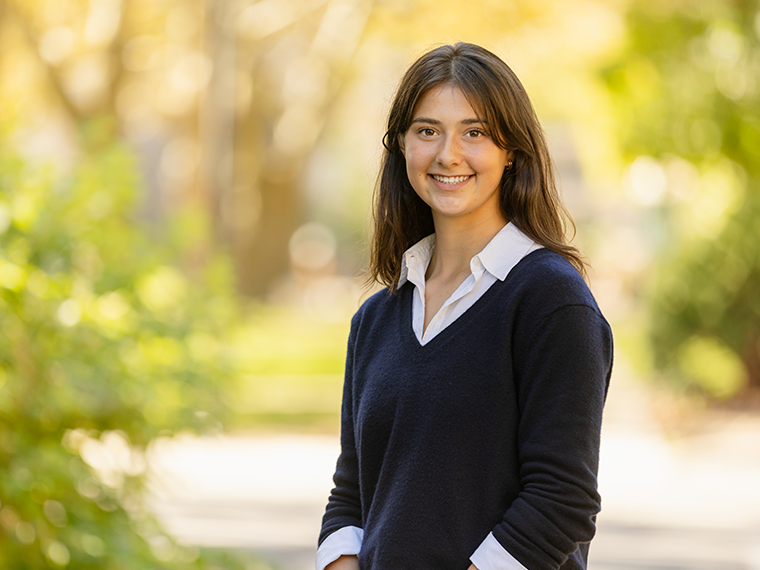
319,249,613,570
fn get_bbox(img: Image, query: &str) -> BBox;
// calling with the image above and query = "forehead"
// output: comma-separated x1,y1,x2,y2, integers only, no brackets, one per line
412,85,483,120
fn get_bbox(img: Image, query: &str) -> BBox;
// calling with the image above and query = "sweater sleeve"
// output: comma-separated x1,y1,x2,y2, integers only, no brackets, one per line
318,315,364,545
492,303,613,570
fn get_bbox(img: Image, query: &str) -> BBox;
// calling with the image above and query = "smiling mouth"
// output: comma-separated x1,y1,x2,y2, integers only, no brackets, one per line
430,174,473,184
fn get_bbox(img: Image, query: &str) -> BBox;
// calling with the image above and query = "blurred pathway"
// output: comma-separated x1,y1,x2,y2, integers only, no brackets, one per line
590,364,760,569
148,366,760,570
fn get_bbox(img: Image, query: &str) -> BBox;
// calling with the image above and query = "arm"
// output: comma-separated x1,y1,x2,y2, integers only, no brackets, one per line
488,304,613,570
318,317,364,561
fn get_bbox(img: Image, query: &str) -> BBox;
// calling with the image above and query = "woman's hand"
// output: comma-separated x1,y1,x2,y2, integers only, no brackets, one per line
325,555,359,570
467,565,479,570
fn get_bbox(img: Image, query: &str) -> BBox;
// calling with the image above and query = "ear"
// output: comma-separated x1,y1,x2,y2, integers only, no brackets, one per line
398,134,406,157
504,149,515,171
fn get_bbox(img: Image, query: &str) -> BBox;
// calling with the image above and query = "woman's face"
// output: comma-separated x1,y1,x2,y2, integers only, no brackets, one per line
400,85,511,227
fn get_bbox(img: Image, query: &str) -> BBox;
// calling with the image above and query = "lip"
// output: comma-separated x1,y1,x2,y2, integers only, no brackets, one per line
428,173,474,190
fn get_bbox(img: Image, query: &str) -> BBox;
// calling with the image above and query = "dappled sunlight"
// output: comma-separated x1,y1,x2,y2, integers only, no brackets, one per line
1,0,760,569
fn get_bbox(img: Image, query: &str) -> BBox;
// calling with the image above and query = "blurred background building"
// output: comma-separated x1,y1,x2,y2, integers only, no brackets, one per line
1,0,760,568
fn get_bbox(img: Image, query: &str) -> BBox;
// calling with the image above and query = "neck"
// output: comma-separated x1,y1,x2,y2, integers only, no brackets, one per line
426,212,508,280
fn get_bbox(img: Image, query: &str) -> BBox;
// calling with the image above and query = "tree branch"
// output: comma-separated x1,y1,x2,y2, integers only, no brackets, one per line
4,0,85,122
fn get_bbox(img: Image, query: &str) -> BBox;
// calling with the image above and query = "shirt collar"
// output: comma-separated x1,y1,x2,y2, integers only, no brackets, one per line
398,223,539,287
398,233,436,288
478,222,540,281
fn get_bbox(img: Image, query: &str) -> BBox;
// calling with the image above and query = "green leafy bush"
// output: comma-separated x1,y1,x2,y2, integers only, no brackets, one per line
603,0,760,396
0,142,252,568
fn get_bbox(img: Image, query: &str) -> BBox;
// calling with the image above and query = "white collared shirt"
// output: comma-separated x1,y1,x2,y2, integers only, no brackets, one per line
316,222,542,570
400,222,542,345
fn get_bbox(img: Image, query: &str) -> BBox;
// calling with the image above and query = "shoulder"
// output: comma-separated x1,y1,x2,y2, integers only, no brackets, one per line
348,283,410,337
499,249,610,347
353,285,404,319
506,250,613,382
506,248,602,317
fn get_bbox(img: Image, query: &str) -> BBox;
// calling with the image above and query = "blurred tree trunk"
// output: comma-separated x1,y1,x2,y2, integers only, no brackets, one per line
228,0,372,298
231,147,302,298
200,0,236,242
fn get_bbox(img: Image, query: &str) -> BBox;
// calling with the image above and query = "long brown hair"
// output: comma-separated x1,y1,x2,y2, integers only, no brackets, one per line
368,42,586,291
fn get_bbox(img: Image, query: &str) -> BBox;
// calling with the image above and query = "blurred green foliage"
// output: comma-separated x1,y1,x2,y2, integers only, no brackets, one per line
226,307,349,431
604,0,760,396
0,139,254,568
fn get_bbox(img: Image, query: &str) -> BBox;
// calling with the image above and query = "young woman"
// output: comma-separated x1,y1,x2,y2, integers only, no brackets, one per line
316,43,613,570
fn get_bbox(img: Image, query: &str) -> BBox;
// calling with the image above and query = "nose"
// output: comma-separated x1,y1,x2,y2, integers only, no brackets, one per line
436,133,462,168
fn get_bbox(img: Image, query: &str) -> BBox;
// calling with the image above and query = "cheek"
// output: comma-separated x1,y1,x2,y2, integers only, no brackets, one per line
404,147,428,177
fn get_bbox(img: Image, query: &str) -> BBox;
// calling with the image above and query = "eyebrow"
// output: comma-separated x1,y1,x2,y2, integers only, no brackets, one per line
410,117,485,126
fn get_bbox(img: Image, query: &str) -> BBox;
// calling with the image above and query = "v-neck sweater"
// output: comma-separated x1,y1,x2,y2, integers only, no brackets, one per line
400,222,541,346
318,248,613,570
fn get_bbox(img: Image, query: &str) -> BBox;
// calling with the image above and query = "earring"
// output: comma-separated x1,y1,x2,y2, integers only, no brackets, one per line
506,160,513,170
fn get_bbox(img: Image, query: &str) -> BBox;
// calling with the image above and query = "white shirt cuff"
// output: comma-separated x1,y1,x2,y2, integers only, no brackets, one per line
315,526,363,570
470,532,528,570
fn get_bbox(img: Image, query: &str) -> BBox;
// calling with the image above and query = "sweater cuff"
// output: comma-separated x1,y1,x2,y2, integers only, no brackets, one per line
470,532,528,570
315,526,363,570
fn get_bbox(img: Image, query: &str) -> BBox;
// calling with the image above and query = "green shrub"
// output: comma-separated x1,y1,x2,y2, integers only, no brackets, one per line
0,142,252,569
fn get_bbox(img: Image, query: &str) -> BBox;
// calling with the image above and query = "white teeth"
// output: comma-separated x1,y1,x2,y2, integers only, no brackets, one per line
431,174,471,184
